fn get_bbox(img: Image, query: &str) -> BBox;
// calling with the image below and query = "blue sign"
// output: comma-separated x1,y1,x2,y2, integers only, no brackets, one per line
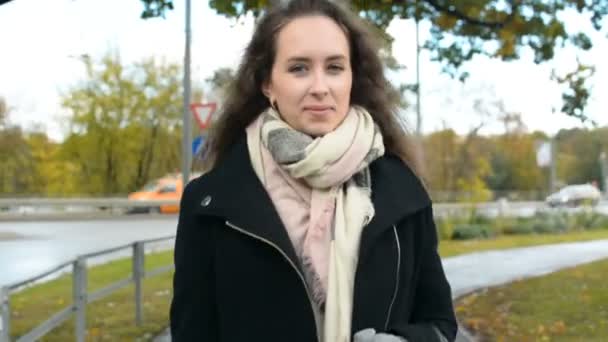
192,135,205,155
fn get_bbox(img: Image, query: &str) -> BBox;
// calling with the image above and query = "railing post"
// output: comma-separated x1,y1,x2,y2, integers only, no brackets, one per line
133,242,145,326
73,258,88,342
0,286,10,342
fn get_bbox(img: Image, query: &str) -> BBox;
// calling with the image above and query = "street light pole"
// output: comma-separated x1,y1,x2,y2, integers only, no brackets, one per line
549,137,558,193
415,8,422,137
600,152,607,196
182,0,192,188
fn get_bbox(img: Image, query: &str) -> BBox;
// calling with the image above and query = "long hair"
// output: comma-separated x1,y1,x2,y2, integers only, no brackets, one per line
199,0,421,176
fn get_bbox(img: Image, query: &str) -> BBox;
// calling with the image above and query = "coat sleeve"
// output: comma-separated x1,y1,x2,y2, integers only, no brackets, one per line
390,206,458,342
170,181,219,341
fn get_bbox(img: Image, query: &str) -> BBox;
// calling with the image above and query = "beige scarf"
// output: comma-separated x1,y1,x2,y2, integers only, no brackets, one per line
246,106,385,342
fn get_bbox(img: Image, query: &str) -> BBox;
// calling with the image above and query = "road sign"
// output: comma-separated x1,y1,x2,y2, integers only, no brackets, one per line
192,135,205,155
190,103,217,130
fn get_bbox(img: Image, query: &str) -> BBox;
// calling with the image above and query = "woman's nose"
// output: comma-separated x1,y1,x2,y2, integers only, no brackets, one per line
309,71,329,97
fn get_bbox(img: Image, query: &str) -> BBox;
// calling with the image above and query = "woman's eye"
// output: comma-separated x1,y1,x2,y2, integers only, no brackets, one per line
288,64,307,73
328,64,345,72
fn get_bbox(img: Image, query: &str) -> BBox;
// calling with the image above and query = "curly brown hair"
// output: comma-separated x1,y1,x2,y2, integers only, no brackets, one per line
200,0,421,176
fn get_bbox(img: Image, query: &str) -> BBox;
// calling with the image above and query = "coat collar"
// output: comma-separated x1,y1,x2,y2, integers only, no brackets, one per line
192,134,430,265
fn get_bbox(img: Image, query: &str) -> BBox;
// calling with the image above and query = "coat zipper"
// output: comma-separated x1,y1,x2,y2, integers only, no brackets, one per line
225,221,320,342
384,225,401,331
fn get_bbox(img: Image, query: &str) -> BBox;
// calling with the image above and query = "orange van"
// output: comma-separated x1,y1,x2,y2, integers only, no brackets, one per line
128,173,200,214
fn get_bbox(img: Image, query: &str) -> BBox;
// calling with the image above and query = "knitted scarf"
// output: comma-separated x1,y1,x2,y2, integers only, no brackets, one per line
246,105,385,342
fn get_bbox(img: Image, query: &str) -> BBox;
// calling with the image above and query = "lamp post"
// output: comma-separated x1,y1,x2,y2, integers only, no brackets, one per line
182,0,192,187
600,152,607,196
549,137,558,193
415,4,421,137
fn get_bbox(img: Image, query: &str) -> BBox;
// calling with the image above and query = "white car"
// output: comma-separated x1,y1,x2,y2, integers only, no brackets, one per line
546,184,601,207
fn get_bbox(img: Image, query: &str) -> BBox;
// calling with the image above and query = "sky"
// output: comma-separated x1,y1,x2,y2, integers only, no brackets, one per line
0,0,607,142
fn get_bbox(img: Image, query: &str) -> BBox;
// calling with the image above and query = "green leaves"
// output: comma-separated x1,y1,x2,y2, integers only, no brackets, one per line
551,61,596,123
138,0,604,122
140,0,174,19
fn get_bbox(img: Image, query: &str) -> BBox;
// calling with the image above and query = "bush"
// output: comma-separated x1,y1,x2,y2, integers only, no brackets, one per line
469,212,492,225
591,215,608,230
529,211,569,234
570,211,608,230
452,224,495,240
435,217,455,241
495,216,524,234
502,222,535,235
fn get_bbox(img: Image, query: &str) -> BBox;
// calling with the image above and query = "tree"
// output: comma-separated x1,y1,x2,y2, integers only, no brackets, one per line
60,53,203,195
0,98,36,195
205,67,236,103
24,131,82,196
555,127,608,187
140,0,607,122
0,97,7,127
485,133,545,197
423,128,459,195
423,127,492,202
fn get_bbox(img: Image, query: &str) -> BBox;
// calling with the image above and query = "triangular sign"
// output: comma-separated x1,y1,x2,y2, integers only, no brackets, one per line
190,103,217,130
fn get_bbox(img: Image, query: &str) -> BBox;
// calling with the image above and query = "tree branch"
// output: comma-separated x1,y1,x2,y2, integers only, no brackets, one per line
423,0,520,29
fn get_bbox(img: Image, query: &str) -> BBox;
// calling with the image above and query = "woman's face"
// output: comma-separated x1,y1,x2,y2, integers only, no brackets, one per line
263,15,352,137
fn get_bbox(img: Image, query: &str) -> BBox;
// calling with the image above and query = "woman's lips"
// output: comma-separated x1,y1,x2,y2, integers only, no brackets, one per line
303,106,334,117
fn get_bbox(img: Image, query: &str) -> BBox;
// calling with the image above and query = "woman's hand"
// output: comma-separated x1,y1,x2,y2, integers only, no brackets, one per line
353,328,408,342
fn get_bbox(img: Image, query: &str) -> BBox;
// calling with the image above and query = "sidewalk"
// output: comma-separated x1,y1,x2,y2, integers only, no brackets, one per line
155,239,608,342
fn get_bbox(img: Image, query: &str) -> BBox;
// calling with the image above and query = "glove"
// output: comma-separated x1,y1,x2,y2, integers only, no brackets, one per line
353,328,408,342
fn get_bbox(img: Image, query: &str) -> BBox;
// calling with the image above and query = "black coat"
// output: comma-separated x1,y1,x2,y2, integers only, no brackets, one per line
170,136,457,342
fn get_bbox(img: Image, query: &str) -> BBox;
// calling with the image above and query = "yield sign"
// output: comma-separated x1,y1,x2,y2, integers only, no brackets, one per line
190,103,217,130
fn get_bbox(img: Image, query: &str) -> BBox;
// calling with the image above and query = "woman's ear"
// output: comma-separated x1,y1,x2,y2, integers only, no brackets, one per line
261,81,271,99
262,82,277,110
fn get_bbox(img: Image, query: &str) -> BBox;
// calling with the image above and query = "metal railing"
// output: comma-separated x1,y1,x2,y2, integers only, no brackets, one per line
0,197,596,220
433,200,545,217
0,236,175,342
0,198,180,220
0,198,178,207
1,197,542,214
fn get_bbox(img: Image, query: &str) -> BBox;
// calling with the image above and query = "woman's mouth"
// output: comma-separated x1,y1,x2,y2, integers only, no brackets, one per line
303,106,334,116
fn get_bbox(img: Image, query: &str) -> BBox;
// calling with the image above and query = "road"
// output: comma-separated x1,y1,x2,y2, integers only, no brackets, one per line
0,216,178,287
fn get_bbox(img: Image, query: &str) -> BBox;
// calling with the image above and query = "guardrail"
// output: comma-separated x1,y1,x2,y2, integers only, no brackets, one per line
0,198,180,220
0,236,175,342
434,200,546,217
2,197,606,222
0,198,568,220
0,198,178,208
0,198,542,213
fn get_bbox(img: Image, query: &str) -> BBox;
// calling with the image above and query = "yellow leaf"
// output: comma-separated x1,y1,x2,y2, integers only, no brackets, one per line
436,14,458,30
550,320,567,334
89,327,101,337
537,324,545,334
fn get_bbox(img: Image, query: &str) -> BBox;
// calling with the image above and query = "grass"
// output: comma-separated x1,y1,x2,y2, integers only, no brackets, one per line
6,229,608,340
439,229,608,258
7,250,173,341
454,257,608,341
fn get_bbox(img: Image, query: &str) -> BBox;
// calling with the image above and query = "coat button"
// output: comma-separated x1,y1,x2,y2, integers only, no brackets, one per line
201,195,212,207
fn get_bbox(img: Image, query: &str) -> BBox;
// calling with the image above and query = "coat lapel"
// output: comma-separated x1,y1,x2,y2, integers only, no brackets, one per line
359,155,431,262
194,135,302,273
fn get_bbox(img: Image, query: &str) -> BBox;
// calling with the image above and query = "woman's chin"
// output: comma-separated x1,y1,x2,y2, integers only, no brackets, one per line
299,124,336,137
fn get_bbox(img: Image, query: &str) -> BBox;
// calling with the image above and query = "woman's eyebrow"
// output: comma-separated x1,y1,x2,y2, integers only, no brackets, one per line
286,54,347,63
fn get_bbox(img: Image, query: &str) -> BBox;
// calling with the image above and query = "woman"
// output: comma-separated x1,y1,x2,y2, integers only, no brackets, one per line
170,0,457,341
